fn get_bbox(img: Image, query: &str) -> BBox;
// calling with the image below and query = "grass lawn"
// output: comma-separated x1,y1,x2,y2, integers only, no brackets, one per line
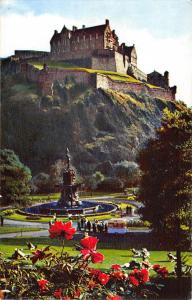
0,237,191,272
3,211,116,223
0,226,43,234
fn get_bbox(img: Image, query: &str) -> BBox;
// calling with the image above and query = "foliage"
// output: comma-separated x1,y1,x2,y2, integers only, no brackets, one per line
138,105,192,245
86,171,105,191
0,149,31,205
0,221,169,299
113,161,141,188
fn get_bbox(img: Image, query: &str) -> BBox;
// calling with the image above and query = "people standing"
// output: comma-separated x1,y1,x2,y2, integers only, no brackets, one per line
0,216,4,227
87,220,91,232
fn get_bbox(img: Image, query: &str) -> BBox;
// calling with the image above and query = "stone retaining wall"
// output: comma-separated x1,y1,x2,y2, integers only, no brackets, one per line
22,63,176,100
96,73,176,101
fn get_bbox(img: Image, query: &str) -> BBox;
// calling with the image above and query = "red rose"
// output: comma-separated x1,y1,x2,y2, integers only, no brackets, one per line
129,275,139,286
53,288,62,298
111,271,125,280
80,236,104,263
37,279,49,292
98,272,110,285
140,268,149,283
88,268,101,276
129,268,149,286
49,221,76,240
74,289,81,298
153,264,161,270
157,267,169,278
63,297,70,300
106,294,123,300
111,264,121,270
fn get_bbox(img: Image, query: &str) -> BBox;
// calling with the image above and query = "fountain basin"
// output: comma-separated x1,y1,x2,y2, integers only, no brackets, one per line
23,200,117,217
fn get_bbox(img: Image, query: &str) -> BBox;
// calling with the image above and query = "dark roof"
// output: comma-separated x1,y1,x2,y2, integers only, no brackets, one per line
50,32,61,44
50,22,108,44
147,70,162,76
124,45,135,56
71,24,107,37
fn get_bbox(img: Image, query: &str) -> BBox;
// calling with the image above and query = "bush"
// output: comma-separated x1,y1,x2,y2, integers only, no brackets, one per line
0,220,168,299
1,209,14,216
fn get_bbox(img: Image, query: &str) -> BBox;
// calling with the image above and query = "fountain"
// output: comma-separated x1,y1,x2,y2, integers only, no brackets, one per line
23,149,117,217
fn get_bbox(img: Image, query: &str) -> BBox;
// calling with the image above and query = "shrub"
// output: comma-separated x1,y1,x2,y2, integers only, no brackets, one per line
0,220,168,299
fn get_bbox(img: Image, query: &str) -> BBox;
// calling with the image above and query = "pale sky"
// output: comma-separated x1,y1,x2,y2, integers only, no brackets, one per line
0,0,192,106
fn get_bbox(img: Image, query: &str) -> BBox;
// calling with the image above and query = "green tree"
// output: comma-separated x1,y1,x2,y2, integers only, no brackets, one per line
87,171,105,191
138,105,192,276
113,160,141,188
0,149,31,206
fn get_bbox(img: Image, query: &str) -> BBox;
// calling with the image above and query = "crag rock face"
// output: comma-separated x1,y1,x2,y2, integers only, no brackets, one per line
1,75,178,176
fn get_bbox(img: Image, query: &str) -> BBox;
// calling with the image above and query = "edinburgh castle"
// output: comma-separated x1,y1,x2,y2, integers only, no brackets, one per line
3,19,176,100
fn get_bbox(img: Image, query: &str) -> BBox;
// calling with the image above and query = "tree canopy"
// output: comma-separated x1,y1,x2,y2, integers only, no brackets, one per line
138,104,192,244
0,149,31,205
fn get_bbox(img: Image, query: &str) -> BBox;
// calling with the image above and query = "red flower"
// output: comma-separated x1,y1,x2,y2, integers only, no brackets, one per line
111,264,121,270
98,272,110,285
74,289,81,298
106,294,123,300
129,275,139,286
153,264,169,278
53,288,62,298
49,221,76,240
157,267,169,278
140,268,149,283
31,246,50,264
80,236,104,263
111,271,125,280
37,279,49,292
63,297,70,300
153,264,161,270
129,268,149,286
88,268,101,276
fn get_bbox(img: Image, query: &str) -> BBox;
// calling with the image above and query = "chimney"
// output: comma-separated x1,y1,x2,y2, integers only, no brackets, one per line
105,19,109,25
112,30,115,35
82,25,85,28
72,26,77,31
54,30,58,34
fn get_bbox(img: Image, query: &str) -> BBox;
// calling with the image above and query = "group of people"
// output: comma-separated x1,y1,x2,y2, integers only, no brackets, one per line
77,218,108,233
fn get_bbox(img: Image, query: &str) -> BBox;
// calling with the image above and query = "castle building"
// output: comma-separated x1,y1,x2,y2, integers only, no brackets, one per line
50,19,147,81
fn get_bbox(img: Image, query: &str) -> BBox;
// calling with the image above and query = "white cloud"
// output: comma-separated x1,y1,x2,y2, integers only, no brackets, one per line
0,0,16,7
0,12,191,106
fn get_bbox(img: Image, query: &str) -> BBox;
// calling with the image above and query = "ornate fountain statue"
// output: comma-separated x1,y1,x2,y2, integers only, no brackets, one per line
59,148,79,207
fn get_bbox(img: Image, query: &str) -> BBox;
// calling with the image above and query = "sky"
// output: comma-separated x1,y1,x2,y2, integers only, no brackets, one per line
0,0,192,106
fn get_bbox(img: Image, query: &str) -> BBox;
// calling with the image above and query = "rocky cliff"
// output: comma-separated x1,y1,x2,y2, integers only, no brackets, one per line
1,74,179,176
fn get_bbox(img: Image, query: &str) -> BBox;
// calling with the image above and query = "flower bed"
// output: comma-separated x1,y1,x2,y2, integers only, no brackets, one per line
0,221,169,299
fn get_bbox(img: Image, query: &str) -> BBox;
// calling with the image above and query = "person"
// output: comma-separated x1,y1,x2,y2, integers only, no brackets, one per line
104,222,108,233
92,222,96,233
0,216,4,227
87,220,91,232
53,213,57,222
77,221,81,231
80,217,84,229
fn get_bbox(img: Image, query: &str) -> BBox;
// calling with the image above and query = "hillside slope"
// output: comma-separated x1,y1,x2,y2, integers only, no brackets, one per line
1,74,178,176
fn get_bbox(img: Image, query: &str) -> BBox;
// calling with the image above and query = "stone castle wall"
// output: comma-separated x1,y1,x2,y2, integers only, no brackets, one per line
21,63,175,100
96,73,175,101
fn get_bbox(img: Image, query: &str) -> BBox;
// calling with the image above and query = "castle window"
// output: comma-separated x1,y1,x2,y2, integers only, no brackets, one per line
77,36,79,42
83,35,85,41
90,34,92,40
96,33,98,39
